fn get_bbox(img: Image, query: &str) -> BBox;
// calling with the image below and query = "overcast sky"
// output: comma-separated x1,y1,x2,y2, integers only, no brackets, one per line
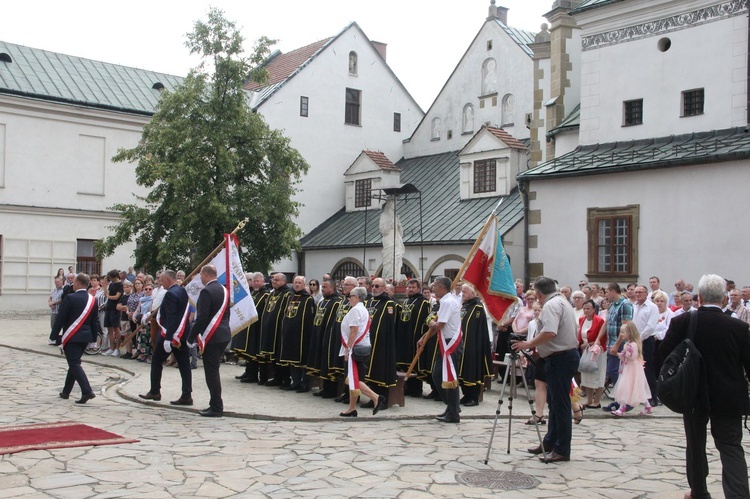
1,0,551,110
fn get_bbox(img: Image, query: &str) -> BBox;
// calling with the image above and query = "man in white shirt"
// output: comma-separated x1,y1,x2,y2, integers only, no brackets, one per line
417,276,462,424
673,291,696,317
670,279,686,306
633,285,659,405
648,276,667,304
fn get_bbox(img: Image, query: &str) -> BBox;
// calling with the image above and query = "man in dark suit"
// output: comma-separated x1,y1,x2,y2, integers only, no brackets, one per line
51,273,98,404
188,265,231,417
661,274,750,499
139,269,193,405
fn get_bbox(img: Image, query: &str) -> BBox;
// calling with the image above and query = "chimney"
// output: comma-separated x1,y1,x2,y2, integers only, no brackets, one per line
371,41,387,61
497,5,509,25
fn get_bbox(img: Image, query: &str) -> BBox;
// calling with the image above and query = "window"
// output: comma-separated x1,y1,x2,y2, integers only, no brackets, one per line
623,99,643,126
682,89,704,117
473,159,496,193
487,40,493,51
431,117,441,140
345,88,361,125
355,178,372,208
76,239,102,277
393,112,401,132
332,261,365,282
348,51,358,76
300,96,309,117
587,205,639,280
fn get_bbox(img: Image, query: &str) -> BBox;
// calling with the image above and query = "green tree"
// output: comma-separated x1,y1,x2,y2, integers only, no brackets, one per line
98,8,308,273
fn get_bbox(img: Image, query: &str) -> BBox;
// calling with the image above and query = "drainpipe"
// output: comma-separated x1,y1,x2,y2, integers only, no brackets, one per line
747,9,749,124
518,178,530,290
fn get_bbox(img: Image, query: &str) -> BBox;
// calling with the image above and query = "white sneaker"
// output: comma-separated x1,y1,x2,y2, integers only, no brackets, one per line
110,350,121,357
102,349,113,356
48,339,57,345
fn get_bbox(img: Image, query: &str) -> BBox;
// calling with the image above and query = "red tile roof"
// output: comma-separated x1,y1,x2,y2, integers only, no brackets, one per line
486,127,527,150
363,150,398,170
244,38,332,91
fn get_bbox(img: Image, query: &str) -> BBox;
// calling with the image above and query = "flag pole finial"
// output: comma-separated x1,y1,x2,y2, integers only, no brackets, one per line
232,218,249,235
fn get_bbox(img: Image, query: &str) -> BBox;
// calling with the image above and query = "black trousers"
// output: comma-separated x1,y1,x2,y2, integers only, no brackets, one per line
683,412,749,499
432,344,463,419
641,336,657,398
150,338,192,397
63,342,93,396
203,341,229,412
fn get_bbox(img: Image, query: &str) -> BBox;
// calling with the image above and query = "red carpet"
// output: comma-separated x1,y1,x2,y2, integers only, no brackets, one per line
0,421,138,455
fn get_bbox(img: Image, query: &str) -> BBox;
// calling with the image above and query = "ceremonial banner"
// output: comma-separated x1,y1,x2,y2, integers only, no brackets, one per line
186,234,258,335
460,215,517,324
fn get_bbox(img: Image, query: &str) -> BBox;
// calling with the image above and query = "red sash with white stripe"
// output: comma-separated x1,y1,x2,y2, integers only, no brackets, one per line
157,303,191,347
198,286,229,351
342,318,371,395
61,294,96,347
439,328,463,389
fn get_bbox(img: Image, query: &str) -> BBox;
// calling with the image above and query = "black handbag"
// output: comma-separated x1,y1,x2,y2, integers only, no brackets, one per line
657,311,704,414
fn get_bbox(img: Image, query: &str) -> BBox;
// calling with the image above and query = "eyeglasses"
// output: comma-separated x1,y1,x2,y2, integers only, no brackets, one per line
145,287,153,291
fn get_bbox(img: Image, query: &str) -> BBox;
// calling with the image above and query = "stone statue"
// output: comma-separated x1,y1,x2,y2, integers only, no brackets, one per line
379,197,404,282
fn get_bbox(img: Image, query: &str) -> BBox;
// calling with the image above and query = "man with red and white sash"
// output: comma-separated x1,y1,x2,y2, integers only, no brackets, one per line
139,269,193,405
188,265,230,417
417,276,463,424
51,272,99,404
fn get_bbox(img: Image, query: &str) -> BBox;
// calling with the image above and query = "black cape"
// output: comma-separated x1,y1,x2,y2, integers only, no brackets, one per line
459,297,493,386
232,286,269,359
418,301,440,380
365,294,398,388
323,297,352,381
278,289,316,366
395,294,431,370
306,293,342,377
259,285,291,361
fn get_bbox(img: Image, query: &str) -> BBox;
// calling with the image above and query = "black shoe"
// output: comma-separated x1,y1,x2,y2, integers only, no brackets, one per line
527,443,554,455
459,395,468,404
320,391,337,399
265,378,282,387
313,390,323,397
462,398,479,407
75,393,96,404
139,392,161,401
257,379,267,385
235,374,248,380
339,410,357,417
282,383,298,391
435,415,460,423
240,377,258,384
199,408,223,418
170,397,193,406
59,391,69,400
295,386,310,393
360,399,375,409
373,396,387,415
423,391,438,399
334,393,346,402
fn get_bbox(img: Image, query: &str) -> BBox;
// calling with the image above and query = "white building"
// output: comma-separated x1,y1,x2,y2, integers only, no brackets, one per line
245,22,423,275
301,3,536,286
520,0,750,288
0,41,182,311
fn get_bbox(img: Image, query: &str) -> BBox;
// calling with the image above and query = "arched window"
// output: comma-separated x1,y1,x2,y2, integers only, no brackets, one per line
462,104,474,133
482,58,497,95
332,260,365,282
349,51,358,75
431,117,441,140
502,94,515,125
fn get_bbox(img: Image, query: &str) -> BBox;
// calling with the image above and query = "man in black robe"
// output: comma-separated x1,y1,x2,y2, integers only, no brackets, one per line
363,277,397,408
233,272,269,383
396,278,431,397
279,275,316,392
308,278,343,398
419,299,441,400
259,273,291,387
458,283,492,406
332,276,357,403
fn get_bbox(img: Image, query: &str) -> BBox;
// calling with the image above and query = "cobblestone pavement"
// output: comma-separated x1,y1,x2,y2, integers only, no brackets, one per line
0,317,739,497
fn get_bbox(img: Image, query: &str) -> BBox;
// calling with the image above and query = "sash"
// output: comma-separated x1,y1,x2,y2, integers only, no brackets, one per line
439,328,463,389
198,287,229,351
61,294,96,347
157,302,191,347
342,318,371,396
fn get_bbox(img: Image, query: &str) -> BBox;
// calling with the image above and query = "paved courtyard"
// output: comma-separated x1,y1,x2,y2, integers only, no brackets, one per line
0,316,740,497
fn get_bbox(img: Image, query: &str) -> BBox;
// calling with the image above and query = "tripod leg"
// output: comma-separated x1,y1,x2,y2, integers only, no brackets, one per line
484,353,514,465
518,359,546,461
506,354,519,454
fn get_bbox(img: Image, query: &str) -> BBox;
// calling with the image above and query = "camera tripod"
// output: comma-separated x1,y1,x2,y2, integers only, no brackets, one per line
484,349,545,464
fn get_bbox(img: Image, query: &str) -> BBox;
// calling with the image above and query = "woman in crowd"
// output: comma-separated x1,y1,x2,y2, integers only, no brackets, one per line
55,268,65,280
339,286,386,417
598,297,609,320
578,299,607,409
525,302,546,425
571,291,585,321
116,280,133,358
512,290,537,338
651,290,673,381
135,283,154,362
309,279,323,306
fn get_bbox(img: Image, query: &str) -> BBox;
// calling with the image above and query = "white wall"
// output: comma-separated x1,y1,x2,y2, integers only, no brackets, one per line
577,3,747,145
527,159,750,289
0,96,147,311
405,21,534,159
258,25,423,238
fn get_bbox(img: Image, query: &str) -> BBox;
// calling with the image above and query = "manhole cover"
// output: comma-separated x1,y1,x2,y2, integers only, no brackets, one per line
456,470,540,490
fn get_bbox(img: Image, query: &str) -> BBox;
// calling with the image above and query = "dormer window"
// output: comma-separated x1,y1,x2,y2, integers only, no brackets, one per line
473,159,496,193
349,51,358,76
152,82,165,91
0,53,12,63
355,178,372,208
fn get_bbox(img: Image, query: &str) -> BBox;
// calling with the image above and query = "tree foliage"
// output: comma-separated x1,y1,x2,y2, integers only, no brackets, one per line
98,8,308,273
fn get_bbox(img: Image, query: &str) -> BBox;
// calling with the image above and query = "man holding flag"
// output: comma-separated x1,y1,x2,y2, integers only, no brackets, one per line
417,276,462,424
188,264,230,417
